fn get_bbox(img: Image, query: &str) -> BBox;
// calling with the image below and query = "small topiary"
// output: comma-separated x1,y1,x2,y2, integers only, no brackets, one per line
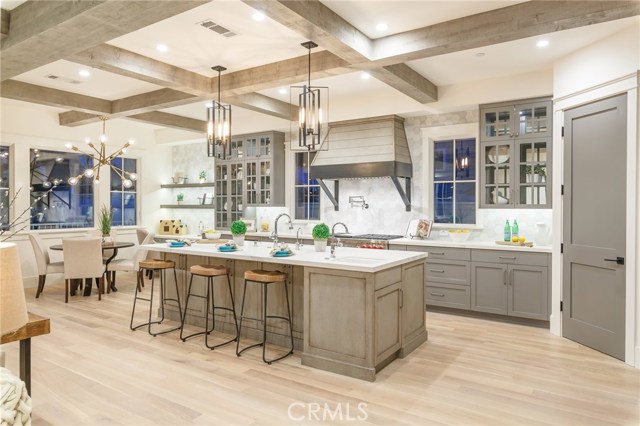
230,220,247,235
312,223,330,240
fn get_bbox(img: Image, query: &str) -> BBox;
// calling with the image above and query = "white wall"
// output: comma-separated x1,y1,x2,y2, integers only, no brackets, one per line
1,99,171,287
552,21,640,366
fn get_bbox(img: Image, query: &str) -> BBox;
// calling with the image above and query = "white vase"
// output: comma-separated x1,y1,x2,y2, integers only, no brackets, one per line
233,234,245,246
314,239,327,252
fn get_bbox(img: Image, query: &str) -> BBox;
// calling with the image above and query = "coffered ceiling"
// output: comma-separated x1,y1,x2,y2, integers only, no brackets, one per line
1,0,638,138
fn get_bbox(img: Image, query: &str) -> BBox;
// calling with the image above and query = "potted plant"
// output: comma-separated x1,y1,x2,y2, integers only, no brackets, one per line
98,204,113,242
312,223,330,252
199,170,207,183
230,220,247,246
533,164,546,182
176,192,184,205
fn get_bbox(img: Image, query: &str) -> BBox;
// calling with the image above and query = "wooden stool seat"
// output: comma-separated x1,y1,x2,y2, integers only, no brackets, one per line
244,269,287,283
139,259,175,270
190,264,228,277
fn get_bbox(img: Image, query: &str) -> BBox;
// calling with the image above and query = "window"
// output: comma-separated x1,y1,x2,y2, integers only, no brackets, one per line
433,138,476,224
30,149,94,230
110,157,137,226
294,151,320,220
0,146,9,231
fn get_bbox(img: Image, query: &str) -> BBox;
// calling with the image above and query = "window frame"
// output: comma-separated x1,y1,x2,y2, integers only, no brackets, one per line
423,123,481,230
109,156,139,227
291,150,321,222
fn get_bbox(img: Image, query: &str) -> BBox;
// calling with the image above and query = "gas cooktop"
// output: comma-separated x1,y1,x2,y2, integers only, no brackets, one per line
334,233,404,240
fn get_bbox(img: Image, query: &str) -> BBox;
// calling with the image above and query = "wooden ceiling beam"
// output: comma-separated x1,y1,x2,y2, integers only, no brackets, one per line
1,9,9,39
372,0,640,66
1,80,111,114
68,44,211,96
241,0,372,64
126,111,205,133
227,93,296,121
241,0,438,103
0,0,207,81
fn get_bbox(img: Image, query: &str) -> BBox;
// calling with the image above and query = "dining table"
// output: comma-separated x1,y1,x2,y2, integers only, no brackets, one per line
50,241,134,294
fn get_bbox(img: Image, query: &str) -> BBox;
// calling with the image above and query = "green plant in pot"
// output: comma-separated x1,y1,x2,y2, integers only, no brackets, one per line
230,220,247,246
199,170,206,183
98,205,113,241
312,223,330,252
176,192,184,204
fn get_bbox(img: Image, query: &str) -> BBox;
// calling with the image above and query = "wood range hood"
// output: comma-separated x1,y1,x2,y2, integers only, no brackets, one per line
309,115,412,211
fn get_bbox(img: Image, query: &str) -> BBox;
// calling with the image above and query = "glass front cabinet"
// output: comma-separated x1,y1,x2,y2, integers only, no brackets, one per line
214,131,284,229
480,98,552,208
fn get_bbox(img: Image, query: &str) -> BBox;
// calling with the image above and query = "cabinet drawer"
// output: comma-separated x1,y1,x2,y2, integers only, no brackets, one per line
471,249,548,266
426,261,470,286
426,283,470,310
408,246,470,261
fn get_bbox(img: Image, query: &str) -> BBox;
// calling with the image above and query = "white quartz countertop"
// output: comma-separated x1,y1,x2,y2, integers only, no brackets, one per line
145,242,428,273
390,238,552,253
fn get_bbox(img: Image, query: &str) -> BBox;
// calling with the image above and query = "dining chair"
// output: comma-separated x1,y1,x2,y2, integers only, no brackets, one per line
28,233,64,298
136,228,159,279
107,232,156,292
62,238,105,303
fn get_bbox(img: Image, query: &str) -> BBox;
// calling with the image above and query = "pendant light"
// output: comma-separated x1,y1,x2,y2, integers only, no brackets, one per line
207,65,232,158
298,41,323,151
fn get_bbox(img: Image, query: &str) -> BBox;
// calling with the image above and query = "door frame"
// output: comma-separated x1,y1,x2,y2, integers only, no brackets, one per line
551,72,638,367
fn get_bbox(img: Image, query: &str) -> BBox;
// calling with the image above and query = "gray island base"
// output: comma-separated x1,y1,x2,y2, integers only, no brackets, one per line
147,242,428,381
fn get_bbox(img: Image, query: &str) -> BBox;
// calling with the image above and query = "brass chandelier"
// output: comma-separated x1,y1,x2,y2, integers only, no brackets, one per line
64,117,137,187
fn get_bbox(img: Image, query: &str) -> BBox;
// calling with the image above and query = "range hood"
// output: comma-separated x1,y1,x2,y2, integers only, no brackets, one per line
309,114,412,211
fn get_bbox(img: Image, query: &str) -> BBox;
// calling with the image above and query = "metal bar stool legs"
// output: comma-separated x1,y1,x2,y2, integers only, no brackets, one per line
130,260,183,336
180,265,238,349
236,270,294,364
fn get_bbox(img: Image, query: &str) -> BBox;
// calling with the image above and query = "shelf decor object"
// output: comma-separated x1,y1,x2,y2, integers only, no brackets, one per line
292,41,328,151
64,117,138,187
207,65,232,159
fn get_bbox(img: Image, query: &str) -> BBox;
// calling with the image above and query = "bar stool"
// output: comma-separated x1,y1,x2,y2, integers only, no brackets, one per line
236,269,294,364
130,259,183,336
180,264,239,349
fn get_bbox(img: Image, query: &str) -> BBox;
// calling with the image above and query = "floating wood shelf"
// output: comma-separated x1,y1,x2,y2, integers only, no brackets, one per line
160,204,215,209
160,183,215,188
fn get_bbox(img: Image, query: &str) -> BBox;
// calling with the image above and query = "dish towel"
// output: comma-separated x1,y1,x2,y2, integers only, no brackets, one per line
0,367,31,426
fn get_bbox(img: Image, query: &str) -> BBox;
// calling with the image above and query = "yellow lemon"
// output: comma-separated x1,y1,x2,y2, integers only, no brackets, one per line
518,237,526,243
512,237,519,243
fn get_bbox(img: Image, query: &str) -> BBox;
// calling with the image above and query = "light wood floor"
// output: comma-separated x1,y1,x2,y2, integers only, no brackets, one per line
2,272,639,426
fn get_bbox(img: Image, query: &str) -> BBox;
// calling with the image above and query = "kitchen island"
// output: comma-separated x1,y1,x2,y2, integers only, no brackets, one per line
145,242,428,381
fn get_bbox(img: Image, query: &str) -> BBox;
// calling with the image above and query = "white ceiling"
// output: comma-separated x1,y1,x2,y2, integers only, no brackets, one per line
3,0,639,138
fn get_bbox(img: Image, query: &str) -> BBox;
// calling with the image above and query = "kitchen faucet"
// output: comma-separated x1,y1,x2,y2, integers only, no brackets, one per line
331,222,349,236
271,213,293,247
295,227,303,250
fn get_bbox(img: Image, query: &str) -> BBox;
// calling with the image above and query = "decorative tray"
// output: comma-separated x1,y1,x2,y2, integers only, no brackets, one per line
217,245,238,252
495,240,534,247
272,250,294,257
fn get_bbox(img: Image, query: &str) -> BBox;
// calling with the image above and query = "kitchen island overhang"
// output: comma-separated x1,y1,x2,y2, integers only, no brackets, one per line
144,242,428,381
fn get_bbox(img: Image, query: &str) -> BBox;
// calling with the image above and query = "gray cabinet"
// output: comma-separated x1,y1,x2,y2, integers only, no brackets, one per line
480,98,552,209
215,131,285,229
471,250,549,321
374,282,402,363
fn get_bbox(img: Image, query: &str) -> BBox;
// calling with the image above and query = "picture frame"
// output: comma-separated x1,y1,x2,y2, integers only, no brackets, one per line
416,219,432,238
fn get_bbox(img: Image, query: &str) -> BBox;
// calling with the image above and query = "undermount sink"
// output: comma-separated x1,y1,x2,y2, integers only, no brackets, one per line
330,256,383,265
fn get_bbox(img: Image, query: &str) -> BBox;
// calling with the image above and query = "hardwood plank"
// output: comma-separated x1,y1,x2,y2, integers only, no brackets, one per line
0,273,637,425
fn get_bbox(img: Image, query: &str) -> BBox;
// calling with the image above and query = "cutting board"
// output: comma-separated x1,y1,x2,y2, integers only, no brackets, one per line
197,239,230,244
495,240,534,248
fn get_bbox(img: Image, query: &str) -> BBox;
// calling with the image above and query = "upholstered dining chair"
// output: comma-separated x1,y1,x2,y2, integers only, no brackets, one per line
62,238,105,303
107,232,156,292
28,233,64,298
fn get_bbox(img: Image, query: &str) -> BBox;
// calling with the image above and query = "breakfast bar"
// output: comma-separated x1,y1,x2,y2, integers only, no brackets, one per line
145,242,428,381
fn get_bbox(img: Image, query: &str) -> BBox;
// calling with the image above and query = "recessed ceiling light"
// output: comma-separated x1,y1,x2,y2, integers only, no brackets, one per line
156,43,169,52
361,72,371,80
536,40,549,48
78,69,90,77
278,88,287,95
376,22,388,32
252,11,265,21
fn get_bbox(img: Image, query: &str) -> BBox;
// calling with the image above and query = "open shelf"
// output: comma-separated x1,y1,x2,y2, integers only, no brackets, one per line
160,204,215,209
161,183,215,188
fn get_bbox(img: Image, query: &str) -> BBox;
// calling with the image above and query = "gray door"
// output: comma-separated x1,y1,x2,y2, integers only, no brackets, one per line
563,94,627,361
